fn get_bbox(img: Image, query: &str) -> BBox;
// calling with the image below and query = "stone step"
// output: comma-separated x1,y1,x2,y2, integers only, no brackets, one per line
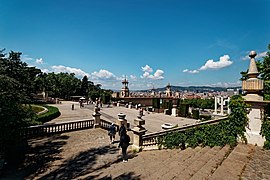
82,144,258,180
93,146,200,179
109,148,194,179
190,145,231,180
140,147,199,179
242,146,270,179
209,143,254,180
177,146,222,179
147,146,211,179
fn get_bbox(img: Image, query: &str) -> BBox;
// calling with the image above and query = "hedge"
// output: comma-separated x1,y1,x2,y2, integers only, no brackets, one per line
36,105,61,123
261,104,270,149
200,114,212,121
159,95,248,149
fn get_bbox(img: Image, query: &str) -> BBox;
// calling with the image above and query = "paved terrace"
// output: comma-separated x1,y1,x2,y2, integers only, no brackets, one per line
2,101,270,179
50,101,199,133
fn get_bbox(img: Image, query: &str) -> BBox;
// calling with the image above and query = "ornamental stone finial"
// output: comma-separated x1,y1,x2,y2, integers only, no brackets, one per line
249,50,257,58
247,50,259,78
242,50,264,101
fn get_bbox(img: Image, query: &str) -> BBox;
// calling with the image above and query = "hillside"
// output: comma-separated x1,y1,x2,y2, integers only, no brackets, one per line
132,85,241,93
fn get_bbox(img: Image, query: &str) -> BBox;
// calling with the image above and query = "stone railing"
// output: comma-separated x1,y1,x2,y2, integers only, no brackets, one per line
21,118,119,139
100,119,119,131
141,117,228,147
22,119,94,138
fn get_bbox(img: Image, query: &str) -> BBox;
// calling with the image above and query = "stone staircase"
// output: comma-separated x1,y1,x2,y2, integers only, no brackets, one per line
79,143,255,179
242,146,270,179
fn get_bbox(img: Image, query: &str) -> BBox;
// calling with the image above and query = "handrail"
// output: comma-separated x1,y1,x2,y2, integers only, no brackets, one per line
22,119,94,138
100,119,119,131
21,118,119,139
141,117,228,147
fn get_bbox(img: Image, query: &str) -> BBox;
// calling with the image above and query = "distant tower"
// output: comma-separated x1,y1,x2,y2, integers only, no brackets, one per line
165,83,172,97
151,85,156,96
121,76,129,97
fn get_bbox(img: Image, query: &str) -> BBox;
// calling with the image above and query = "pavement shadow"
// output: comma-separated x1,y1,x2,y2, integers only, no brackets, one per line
1,134,69,179
38,145,138,179
85,172,141,180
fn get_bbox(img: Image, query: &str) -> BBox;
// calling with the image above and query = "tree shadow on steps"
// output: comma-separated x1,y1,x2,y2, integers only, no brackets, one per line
39,145,125,179
87,172,141,180
1,134,69,179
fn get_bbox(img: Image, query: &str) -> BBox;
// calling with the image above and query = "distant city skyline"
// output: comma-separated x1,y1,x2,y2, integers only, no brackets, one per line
1,0,269,90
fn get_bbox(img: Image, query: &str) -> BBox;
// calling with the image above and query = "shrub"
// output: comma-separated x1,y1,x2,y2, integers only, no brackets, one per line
178,103,189,117
261,104,270,149
36,105,61,123
159,95,248,149
30,105,45,114
192,109,199,119
199,114,212,121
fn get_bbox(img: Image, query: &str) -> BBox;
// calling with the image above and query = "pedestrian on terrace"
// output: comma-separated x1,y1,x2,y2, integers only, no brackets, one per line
118,130,130,162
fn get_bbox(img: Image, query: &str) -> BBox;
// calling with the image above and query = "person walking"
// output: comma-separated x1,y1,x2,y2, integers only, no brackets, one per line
108,123,116,143
118,130,130,162
118,123,126,137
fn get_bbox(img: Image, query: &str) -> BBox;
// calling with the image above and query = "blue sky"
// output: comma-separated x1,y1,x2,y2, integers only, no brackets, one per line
1,0,270,90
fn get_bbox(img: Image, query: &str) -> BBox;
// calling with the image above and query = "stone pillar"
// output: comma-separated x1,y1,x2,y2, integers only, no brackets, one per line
214,96,218,114
242,51,268,146
171,105,178,117
92,105,101,128
245,104,266,146
139,108,144,116
128,102,132,109
227,97,231,114
220,97,224,115
132,115,147,148
116,113,128,130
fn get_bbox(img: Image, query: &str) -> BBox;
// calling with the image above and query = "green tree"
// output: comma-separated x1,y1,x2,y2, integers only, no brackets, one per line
35,72,82,100
81,75,89,97
0,50,37,153
260,45,270,100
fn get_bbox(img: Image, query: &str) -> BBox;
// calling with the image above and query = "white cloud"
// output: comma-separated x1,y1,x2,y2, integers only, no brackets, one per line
130,75,137,80
51,65,90,77
21,55,33,61
242,51,267,60
140,65,164,80
257,51,267,58
152,69,164,80
183,69,199,74
140,70,164,80
199,55,233,70
91,69,116,80
141,65,153,73
41,68,50,73
35,58,44,64
141,72,150,78
208,81,241,87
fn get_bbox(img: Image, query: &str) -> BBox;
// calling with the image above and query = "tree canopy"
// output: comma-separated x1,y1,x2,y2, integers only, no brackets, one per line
0,50,38,145
0,48,112,151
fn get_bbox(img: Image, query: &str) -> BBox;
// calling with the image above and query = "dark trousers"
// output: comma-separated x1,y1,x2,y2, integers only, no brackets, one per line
121,146,128,160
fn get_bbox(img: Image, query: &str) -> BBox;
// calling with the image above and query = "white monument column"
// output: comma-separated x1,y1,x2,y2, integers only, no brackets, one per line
214,96,218,114
171,105,178,117
227,97,231,114
220,96,224,115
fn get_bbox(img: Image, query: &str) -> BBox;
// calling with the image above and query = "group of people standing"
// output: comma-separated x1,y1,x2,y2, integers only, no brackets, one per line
108,123,130,162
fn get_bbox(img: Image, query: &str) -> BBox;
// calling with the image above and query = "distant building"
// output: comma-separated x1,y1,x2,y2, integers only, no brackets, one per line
120,77,129,97
165,83,172,97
